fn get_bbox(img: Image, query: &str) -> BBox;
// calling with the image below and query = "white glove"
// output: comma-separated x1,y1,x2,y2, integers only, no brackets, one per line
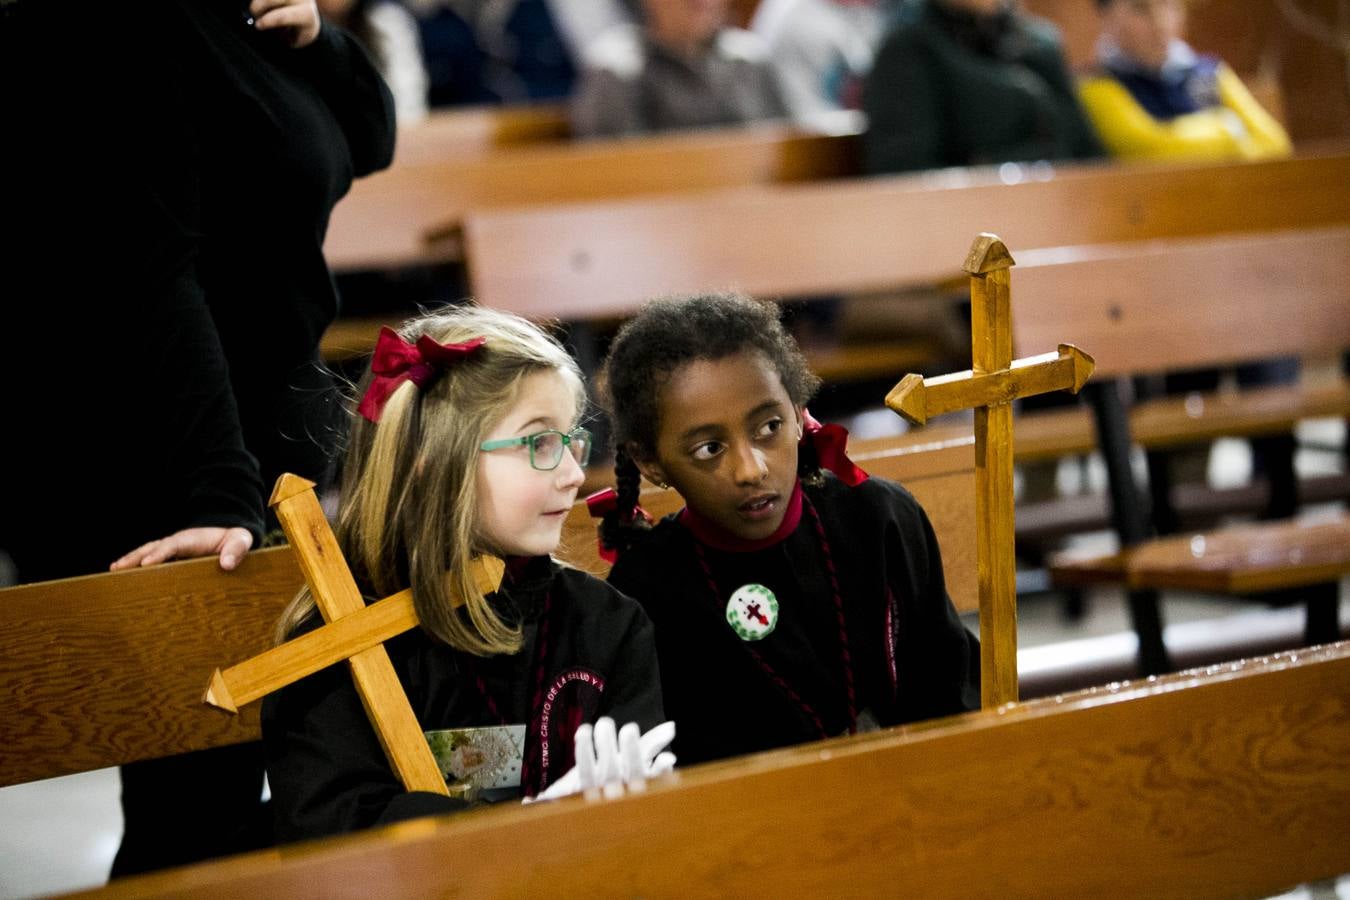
526,717,676,803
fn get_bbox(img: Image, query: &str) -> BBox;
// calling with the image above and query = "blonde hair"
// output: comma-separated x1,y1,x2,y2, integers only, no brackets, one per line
275,305,585,655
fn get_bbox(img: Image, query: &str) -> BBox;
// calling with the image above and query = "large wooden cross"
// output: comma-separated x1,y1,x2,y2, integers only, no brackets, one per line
886,234,1094,709
202,474,505,795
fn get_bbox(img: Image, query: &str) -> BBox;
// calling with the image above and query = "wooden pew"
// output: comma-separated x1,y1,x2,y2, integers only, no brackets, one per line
1001,227,1350,669
461,151,1350,319
324,117,863,273
389,103,568,167
461,157,1348,545
0,437,974,788
0,547,302,788
79,641,1350,899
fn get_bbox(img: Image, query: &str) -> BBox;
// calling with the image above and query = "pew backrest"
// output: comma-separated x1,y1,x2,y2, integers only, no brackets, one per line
462,152,1350,319
390,103,569,166
326,119,863,271
1011,226,1350,377
0,547,302,787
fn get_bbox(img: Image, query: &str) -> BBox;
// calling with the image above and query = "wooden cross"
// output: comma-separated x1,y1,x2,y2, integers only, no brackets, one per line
202,473,505,795
886,234,1094,709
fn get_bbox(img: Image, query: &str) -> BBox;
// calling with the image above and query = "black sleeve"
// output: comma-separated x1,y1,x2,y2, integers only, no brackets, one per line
261,640,467,843
595,588,666,732
135,110,266,538
293,21,397,176
888,487,981,719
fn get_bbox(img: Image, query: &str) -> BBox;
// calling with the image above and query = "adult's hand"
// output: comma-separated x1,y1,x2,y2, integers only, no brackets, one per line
110,526,254,572
248,0,321,48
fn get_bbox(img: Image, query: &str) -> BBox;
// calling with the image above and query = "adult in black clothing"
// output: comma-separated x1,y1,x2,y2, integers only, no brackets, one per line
863,0,1103,173
1,0,395,877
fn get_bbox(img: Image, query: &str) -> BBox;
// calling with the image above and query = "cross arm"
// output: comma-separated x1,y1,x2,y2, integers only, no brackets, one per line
203,555,506,714
203,589,417,714
885,344,1094,426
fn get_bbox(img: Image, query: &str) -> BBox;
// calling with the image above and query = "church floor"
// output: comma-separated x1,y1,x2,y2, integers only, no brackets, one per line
2,422,1345,898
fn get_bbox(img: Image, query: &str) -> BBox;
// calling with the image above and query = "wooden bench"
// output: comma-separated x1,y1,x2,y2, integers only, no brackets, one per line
78,641,1350,899
457,152,1349,440
0,546,302,788
0,437,974,789
389,102,568,167
461,151,1350,319
1002,228,1350,671
459,157,1347,547
324,116,863,273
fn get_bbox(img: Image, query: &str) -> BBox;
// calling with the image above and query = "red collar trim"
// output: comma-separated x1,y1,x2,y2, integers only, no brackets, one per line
678,480,803,553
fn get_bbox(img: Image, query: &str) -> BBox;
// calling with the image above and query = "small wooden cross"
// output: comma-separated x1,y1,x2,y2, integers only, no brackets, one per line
202,473,505,795
886,234,1094,709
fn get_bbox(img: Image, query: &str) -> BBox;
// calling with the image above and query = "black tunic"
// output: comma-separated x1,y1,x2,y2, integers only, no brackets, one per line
262,559,664,842
608,474,979,765
173,0,398,488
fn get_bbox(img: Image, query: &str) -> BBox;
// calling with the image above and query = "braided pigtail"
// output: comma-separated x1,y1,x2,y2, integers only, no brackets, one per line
599,448,653,559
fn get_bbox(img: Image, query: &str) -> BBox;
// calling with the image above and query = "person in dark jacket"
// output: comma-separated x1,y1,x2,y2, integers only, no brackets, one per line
863,0,1103,173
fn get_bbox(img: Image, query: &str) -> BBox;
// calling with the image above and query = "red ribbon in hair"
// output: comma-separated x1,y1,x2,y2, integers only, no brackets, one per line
357,327,486,422
585,487,654,564
801,409,868,487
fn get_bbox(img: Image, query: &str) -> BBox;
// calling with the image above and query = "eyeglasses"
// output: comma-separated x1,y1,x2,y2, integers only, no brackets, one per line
479,427,592,471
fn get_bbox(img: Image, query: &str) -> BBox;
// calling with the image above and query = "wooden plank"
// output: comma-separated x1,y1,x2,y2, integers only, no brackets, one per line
1126,381,1350,449
83,642,1350,900
0,547,301,787
321,316,936,379
326,121,862,271
1125,512,1350,594
462,152,1350,319
390,103,568,166
1012,226,1350,377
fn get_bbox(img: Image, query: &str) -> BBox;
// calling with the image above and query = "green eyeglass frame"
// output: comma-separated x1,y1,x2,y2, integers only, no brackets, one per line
479,427,592,471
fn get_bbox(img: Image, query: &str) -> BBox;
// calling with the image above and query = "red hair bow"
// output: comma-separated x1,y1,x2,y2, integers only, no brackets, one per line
801,409,868,487
357,326,486,422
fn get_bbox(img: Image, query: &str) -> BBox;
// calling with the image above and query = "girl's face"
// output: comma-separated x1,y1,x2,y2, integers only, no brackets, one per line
476,369,587,558
637,351,803,542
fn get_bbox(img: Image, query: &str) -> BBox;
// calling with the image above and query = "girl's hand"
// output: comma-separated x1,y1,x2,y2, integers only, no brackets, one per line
248,0,322,48
525,718,677,804
110,526,255,572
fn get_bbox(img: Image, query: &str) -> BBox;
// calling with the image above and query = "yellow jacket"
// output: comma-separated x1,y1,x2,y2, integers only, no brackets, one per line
1078,63,1291,161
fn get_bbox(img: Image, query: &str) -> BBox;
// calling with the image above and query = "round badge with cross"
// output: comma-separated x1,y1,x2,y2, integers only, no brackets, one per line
725,583,779,641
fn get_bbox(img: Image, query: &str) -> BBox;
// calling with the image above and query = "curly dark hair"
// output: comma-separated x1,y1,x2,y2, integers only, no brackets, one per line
600,292,820,455
597,292,822,556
